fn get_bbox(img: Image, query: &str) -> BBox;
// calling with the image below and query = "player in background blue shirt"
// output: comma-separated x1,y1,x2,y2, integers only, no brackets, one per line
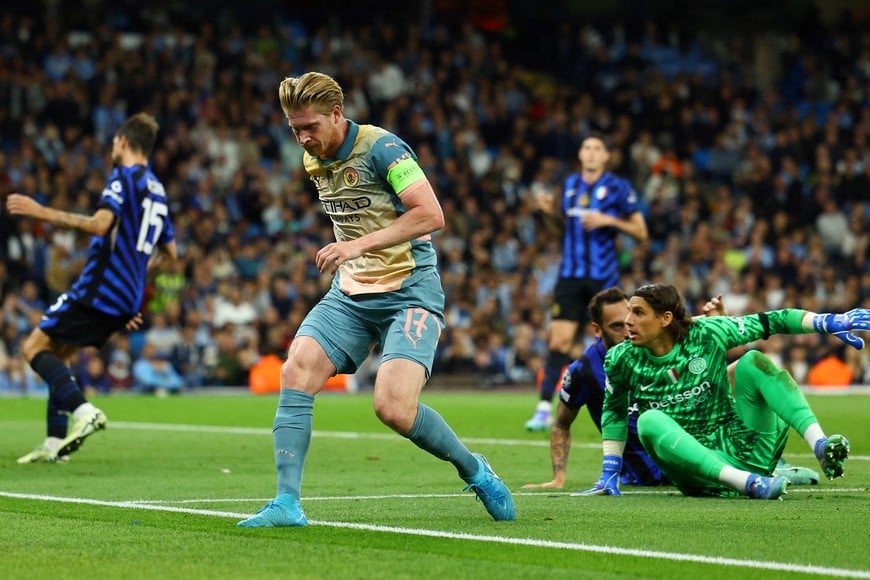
8,112,176,463
525,133,648,431
523,288,820,490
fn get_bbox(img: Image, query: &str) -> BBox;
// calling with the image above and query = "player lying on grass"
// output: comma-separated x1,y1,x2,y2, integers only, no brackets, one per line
523,288,819,491
579,283,868,499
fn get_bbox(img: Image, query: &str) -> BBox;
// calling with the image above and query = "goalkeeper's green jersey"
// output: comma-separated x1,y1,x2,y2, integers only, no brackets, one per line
602,309,808,442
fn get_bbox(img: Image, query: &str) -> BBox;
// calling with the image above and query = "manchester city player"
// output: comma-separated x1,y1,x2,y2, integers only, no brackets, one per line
237,72,514,527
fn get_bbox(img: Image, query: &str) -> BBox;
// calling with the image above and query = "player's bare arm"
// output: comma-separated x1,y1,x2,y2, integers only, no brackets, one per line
146,240,179,281
523,404,579,489
315,178,444,274
581,210,648,242
6,194,114,236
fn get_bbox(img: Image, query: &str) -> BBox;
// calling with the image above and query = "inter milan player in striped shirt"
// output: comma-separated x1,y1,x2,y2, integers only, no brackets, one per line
8,112,176,463
526,133,648,431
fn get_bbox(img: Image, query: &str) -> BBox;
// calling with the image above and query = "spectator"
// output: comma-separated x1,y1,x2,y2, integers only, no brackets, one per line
133,342,184,396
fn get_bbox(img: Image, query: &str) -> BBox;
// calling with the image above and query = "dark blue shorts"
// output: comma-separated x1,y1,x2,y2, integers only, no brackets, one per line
551,277,609,322
39,293,130,348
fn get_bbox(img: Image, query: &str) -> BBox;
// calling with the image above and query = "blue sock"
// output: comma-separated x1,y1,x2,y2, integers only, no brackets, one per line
405,404,478,479
273,389,315,500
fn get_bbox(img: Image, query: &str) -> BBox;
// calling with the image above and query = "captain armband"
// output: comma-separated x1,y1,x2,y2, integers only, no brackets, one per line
386,158,426,194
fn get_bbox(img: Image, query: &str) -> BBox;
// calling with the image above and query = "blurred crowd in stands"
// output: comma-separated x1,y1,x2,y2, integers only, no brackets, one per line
0,1,868,395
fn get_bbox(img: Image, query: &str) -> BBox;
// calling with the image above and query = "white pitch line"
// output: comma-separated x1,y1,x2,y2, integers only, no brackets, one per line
104,422,870,459
0,491,868,579
110,421,555,447
126,486,868,505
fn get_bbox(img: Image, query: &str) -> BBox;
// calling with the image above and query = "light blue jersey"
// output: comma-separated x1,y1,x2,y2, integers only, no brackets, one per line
298,121,444,376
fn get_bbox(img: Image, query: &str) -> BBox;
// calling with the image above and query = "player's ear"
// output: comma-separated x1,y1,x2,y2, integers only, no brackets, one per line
590,322,602,338
659,311,673,328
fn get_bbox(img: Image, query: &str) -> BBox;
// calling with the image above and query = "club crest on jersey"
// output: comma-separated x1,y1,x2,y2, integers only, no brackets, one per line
688,357,707,375
595,185,608,200
343,167,360,188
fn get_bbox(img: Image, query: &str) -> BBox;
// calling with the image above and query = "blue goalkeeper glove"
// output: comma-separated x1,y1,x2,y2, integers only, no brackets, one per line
813,308,870,350
573,455,622,496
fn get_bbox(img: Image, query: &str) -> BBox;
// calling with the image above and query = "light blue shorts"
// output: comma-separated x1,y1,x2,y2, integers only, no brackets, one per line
296,268,445,377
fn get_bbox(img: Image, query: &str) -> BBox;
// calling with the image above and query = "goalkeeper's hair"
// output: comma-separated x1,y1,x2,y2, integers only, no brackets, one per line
588,287,628,326
278,71,344,118
634,283,694,343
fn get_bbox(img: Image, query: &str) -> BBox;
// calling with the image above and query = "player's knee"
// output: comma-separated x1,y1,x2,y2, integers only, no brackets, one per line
740,349,778,376
20,332,46,362
280,358,322,395
636,409,668,443
373,399,414,433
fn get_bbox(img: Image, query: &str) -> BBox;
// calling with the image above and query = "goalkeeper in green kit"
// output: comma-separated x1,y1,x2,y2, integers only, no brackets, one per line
579,283,869,500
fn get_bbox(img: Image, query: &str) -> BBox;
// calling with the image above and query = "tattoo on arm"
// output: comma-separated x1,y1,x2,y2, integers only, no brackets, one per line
42,206,111,236
50,210,93,231
550,427,570,475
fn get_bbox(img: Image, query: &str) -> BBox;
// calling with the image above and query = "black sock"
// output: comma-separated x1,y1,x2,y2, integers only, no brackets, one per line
31,351,87,412
540,350,572,402
46,396,69,439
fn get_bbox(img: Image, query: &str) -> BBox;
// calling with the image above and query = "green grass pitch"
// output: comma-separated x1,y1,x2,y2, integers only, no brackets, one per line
0,391,868,579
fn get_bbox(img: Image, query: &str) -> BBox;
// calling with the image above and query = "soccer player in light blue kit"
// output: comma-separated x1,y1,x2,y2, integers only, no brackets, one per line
580,283,869,499
8,112,176,463
238,72,515,527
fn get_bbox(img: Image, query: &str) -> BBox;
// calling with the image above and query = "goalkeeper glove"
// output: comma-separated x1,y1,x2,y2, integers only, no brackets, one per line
813,308,870,350
573,455,622,496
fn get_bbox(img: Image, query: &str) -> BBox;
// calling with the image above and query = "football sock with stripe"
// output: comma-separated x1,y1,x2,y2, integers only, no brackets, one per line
46,395,69,439
31,350,87,412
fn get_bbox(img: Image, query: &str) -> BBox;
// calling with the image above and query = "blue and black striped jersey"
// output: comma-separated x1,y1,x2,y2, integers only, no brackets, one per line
558,171,640,283
68,164,174,316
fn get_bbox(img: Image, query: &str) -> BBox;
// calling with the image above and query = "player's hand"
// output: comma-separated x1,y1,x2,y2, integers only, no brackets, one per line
533,187,553,213
702,294,728,317
572,455,622,496
813,309,870,350
125,312,144,331
315,241,362,274
5,193,42,218
580,210,612,231
522,478,565,490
